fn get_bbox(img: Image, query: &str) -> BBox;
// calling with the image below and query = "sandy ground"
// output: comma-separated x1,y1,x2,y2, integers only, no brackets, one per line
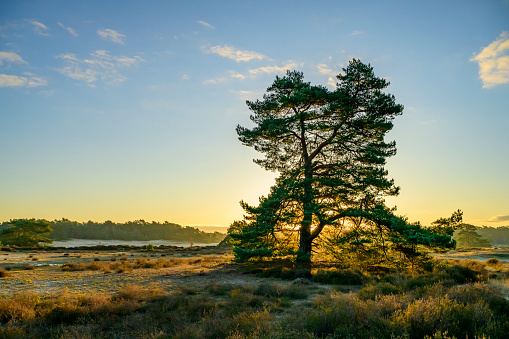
1,246,508,298
0,246,255,296
433,247,509,262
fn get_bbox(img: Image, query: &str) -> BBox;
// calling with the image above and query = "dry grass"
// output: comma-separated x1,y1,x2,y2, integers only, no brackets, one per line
0,247,508,338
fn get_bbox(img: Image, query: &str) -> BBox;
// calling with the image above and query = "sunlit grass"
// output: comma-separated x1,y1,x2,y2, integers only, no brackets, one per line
0,246,508,338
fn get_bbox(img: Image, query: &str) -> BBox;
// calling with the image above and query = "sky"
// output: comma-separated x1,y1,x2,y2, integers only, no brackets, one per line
1,0,508,231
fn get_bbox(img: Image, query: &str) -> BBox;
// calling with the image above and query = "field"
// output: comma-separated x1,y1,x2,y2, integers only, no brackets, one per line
1,245,509,338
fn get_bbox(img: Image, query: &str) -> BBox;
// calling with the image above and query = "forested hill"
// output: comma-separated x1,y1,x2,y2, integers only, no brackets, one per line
1,219,226,243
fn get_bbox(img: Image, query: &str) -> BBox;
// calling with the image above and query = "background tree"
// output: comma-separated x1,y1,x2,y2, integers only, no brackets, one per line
229,59,456,265
0,219,53,247
455,224,492,248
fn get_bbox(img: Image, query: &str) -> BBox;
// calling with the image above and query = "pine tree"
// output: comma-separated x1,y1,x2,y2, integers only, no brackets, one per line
455,224,492,248
230,59,457,264
0,219,53,247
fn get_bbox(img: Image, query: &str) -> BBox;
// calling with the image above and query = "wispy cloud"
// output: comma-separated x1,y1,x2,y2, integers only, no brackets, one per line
350,30,363,36
197,21,215,29
203,76,228,85
471,31,509,88
487,214,509,222
327,77,336,87
97,28,125,44
0,51,27,65
58,22,78,36
230,90,261,100
202,70,245,84
317,64,333,75
248,62,300,76
0,72,47,87
31,21,49,36
56,50,143,86
229,71,245,79
207,45,266,62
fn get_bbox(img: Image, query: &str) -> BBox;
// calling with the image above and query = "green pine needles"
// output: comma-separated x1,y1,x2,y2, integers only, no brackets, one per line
229,59,458,267
0,218,53,247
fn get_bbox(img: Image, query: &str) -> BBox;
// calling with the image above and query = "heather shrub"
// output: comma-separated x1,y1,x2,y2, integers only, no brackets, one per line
228,288,264,311
0,292,38,322
394,296,497,339
486,258,501,266
253,282,308,300
0,267,9,278
447,282,509,314
205,282,235,296
282,292,390,337
358,282,402,300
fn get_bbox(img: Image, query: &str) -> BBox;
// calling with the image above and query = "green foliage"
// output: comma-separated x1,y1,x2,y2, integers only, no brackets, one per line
0,219,53,247
454,224,492,248
230,59,457,266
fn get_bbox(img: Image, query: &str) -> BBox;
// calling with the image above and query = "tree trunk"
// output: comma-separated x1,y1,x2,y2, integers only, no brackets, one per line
298,230,312,256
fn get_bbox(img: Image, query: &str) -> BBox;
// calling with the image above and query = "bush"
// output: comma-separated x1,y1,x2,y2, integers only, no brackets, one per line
282,292,389,338
0,268,9,278
486,258,500,266
358,282,402,300
395,296,497,339
253,282,308,300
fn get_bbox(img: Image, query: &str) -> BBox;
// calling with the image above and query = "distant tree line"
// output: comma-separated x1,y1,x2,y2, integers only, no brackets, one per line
475,226,509,246
453,225,509,248
0,218,226,245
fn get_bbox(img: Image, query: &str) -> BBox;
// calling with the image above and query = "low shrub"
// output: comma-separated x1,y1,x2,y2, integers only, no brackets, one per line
358,282,402,300
486,258,501,266
394,296,498,339
253,282,308,300
205,282,235,296
0,268,9,278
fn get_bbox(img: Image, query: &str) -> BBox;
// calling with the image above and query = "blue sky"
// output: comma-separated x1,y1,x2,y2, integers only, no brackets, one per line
1,0,508,229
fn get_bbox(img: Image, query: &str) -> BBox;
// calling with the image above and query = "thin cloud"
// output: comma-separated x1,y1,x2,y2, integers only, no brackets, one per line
207,45,266,62
248,62,301,76
230,90,261,100
350,30,363,36
229,71,245,79
56,50,143,86
471,31,509,88
327,77,336,87
0,51,27,65
0,73,47,87
97,28,126,44
203,76,228,84
31,21,49,36
487,214,509,222
197,21,215,29
317,64,333,75
202,71,245,85
58,22,78,36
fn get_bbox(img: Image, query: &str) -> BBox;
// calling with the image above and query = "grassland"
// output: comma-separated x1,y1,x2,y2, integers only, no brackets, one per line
1,245,508,338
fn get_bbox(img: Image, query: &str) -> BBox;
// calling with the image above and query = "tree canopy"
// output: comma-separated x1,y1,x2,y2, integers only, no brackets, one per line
229,59,457,267
455,224,492,248
0,218,53,247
